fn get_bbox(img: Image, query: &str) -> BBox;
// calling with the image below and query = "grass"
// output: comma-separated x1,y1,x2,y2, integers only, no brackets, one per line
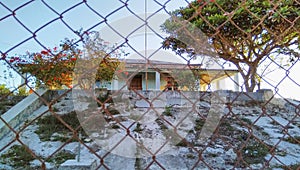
241,138,270,165
133,122,143,133
52,107,59,112
155,118,168,130
162,105,173,116
0,145,35,169
283,136,300,145
194,118,205,131
240,118,252,125
0,145,76,169
0,99,22,115
280,164,300,170
35,111,87,142
46,151,76,167
186,153,196,159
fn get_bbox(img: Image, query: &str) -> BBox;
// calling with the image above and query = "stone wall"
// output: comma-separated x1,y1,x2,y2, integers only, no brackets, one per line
93,89,274,107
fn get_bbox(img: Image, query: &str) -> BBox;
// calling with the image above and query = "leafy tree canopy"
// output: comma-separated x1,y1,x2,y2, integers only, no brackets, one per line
162,0,300,92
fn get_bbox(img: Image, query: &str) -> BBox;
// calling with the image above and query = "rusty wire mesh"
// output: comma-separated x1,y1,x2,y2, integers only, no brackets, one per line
0,0,300,169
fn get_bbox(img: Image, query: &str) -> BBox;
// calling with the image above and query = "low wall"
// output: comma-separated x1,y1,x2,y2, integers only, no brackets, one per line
93,89,273,106
0,88,56,139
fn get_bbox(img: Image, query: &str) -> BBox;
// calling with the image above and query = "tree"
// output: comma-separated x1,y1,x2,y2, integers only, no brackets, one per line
72,31,125,89
161,0,300,92
11,40,80,89
11,31,125,90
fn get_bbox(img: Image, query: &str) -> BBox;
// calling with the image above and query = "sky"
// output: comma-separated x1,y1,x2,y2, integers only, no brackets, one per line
0,0,300,99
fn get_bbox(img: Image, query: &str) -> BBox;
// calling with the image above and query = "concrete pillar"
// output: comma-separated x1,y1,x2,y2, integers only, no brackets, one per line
112,79,118,90
234,73,239,91
155,72,160,91
21,73,27,85
216,81,220,90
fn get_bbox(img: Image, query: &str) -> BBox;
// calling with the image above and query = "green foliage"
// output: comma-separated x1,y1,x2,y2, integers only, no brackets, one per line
46,151,75,167
133,122,143,133
283,136,300,145
0,84,11,95
35,111,87,142
162,0,300,92
12,32,125,90
194,118,205,131
171,70,198,90
241,138,270,165
96,57,121,82
163,105,173,116
16,87,29,96
0,145,35,169
0,145,75,169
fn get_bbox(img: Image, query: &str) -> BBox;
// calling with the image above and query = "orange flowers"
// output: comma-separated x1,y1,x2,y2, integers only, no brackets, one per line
13,43,80,89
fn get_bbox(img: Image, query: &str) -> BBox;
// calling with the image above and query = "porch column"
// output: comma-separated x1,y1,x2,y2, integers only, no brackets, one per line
112,79,118,90
21,73,27,85
234,73,239,91
155,72,160,90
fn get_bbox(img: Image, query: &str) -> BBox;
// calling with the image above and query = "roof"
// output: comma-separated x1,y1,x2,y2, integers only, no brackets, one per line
122,59,238,85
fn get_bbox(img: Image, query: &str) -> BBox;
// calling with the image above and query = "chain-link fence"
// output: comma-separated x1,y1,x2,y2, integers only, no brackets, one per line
0,0,300,169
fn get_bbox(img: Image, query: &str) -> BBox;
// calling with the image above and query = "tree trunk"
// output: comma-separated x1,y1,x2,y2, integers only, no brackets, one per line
236,63,257,92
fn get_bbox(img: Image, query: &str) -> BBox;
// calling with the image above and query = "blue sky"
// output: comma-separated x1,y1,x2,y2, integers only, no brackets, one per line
0,0,188,54
0,0,300,99
0,0,189,86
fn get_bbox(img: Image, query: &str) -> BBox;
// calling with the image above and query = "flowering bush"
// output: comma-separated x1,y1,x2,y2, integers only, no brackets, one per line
11,42,80,89
10,32,126,89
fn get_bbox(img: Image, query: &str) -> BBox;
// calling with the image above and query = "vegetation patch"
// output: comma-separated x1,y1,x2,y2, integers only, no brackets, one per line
162,105,173,116
186,153,196,159
239,118,252,126
241,138,270,165
283,136,300,145
219,119,235,131
155,118,168,130
35,111,87,142
0,145,35,169
97,91,113,106
0,144,76,169
133,122,143,133
194,118,205,131
46,151,76,167
280,164,300,170
111,124,120,129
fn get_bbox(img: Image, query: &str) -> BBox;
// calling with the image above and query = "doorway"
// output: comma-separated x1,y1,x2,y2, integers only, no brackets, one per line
130,75,142,90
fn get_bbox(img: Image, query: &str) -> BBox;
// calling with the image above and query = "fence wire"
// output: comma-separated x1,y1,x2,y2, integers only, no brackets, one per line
0,0,300,170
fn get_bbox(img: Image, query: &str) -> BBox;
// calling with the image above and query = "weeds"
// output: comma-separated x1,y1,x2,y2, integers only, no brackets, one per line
283,136,300,145
241,138,270,165
162,105,173,116
35,111,87,142
0,145,35,169
46,151,75,167
133,122,143,133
